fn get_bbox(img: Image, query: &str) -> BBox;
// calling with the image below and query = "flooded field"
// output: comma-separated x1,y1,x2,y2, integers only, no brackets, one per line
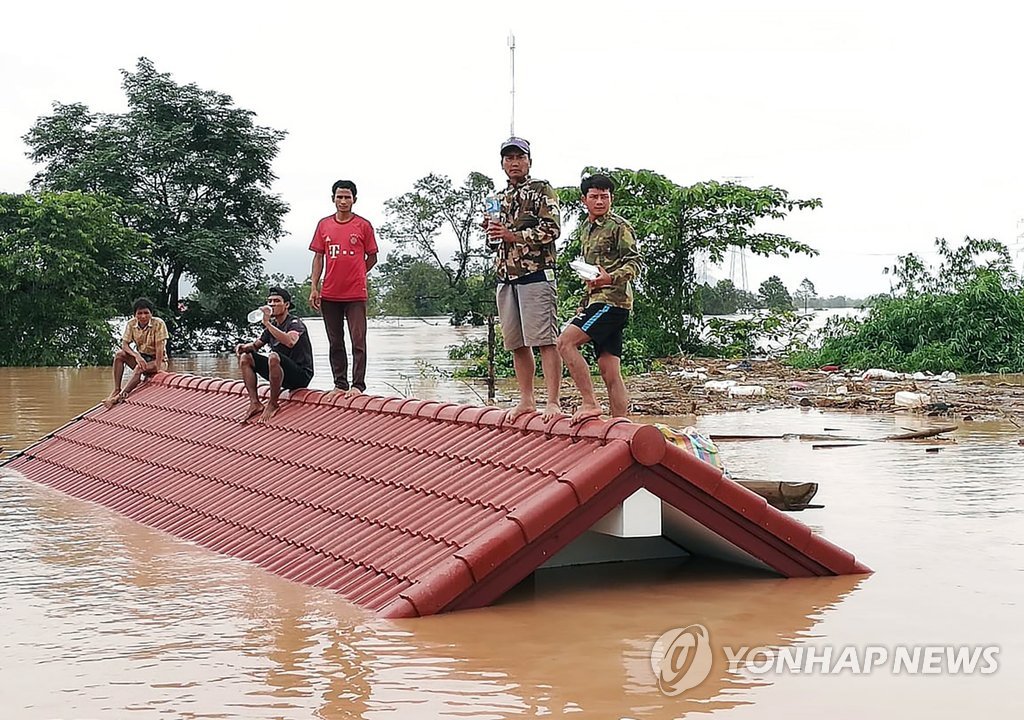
1,318,1021,718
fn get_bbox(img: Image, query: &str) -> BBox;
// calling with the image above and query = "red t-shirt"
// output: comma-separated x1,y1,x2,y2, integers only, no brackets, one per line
309,214,378,301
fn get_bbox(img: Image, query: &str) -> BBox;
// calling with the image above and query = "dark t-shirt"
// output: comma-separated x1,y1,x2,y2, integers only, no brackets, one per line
259,314,314,376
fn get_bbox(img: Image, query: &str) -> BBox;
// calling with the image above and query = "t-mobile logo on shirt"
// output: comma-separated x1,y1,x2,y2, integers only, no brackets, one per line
328,242,341,258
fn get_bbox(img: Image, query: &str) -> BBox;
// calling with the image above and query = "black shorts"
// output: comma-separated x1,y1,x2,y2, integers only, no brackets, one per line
570,303,629,358
251,351,314,390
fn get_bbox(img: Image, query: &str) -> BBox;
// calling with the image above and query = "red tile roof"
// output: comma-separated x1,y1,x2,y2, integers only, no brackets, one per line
5,372,869,617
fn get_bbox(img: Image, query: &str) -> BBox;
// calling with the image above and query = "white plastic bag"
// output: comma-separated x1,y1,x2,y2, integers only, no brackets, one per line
728,385,766,397
894,391,929,408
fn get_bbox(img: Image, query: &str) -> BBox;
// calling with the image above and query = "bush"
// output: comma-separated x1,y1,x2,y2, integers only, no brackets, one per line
789,265,1024,374
448,337,514,379
447,324,663,379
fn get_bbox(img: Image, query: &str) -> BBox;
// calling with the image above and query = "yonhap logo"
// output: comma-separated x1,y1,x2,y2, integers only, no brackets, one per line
650,623,1000,696
650,624,714,696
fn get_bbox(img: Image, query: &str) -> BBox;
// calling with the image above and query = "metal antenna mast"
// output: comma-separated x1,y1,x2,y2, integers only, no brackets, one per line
508,32,516,136
1016,218,1024,264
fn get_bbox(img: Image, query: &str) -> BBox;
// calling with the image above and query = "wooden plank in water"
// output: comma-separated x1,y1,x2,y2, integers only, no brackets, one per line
735,479,820,511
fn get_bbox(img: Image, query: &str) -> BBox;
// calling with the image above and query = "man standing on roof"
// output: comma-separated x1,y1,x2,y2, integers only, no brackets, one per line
308,180,378,396
235,287,315,422
103,297,168,408
487,136,562,420
557,174,641,423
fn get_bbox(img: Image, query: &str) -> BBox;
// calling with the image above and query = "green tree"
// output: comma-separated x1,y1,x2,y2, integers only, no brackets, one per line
736,288,761,311
23,57,288,340
0,192,152,366
557,168,819,354
794,277,818,312
705,310,810,358
374,254,451,316
698,278,741,315
758,275,793,310
379,172,496,324
181,273,317,352
265,273,313,318
885,236,1015,296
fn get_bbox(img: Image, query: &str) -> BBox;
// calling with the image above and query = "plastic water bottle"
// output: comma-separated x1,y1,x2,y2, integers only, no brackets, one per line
484,195,501,249
484,195,500,219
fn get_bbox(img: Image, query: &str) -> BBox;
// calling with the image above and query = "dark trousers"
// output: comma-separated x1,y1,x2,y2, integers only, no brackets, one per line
321,300,368,391
250,351,313,390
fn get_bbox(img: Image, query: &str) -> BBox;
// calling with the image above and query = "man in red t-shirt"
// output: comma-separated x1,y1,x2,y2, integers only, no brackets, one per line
308,180,378,394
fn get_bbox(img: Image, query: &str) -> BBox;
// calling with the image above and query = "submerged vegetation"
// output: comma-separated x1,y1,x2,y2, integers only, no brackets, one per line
789,237,1024,373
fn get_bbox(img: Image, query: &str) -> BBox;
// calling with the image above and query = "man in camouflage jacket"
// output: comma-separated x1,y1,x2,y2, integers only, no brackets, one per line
486,136,563,420
556,173,641,422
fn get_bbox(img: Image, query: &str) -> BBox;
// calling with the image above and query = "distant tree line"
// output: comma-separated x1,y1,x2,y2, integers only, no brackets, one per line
695,277,866,315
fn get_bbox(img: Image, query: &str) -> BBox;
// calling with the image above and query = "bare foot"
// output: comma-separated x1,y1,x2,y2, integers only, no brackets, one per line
345,388,363,398
259,403,279,422
541,403,563,422
325,387,347,395
102,392,124,410
239,401,264,423
571,406,604,425
507,403,537,421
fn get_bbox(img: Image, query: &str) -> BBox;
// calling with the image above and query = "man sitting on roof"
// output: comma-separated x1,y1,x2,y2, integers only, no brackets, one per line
103,297,168,409
235,286,315,422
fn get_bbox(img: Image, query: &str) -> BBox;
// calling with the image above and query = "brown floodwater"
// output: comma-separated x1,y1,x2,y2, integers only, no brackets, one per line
1,318,1022,718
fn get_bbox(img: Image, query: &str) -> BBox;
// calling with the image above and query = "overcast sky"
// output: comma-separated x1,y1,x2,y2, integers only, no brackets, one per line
4,1,1022,298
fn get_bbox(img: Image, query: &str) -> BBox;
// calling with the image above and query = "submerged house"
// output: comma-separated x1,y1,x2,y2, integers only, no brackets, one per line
4,373,869,617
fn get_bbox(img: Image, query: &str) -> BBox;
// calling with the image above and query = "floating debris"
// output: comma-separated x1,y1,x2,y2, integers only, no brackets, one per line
609,358,1024,424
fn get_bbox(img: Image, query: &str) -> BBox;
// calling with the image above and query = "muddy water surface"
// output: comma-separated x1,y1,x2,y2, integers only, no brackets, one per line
1,318,1022,718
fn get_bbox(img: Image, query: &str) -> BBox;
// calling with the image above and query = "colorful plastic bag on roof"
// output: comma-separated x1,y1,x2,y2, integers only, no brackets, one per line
655,423,728,474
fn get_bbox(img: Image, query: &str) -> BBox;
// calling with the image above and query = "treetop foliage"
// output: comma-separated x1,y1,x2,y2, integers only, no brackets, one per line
0,191,152,365
23,57,289,319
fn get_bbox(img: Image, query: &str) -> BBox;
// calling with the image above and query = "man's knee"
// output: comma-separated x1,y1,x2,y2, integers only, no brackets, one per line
556,332,575,358
557,328,587,358
114,349,130,362
239,352,254,368
267,352,281,368
597,354,621,378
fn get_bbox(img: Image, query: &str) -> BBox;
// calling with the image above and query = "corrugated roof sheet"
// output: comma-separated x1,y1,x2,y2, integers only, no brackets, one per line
5,372,869,617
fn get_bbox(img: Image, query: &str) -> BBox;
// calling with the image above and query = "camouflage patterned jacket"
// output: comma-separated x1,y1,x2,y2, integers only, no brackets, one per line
493,176,561,282
579,212,640,310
